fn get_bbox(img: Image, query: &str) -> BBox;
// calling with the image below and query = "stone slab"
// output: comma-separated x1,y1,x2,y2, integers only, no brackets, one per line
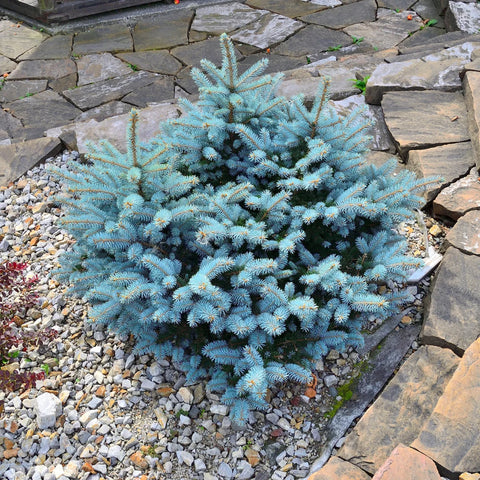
239,53,306,76
378,0,416,9
0,22,47,59
0,109,24,141
116,51,182,75
398,26,447,50
191,2,265,34
133,10,193,51
247,0,324,17
306,456,370,480
413,0,446,28
446,1,480,34
75,101,133,123
464,71,480,169
18,35,73,60
62,71,158,110
412,336,480,473
300,0,377,29
407,142,475,202
8,59,76,80
6,90,82,130
231,13,303,49
421,246,480,355
344,11,423,51
0,55,17,74
76,53,132,86
0,137,62,186
309,324,421,472
0,79,48,103
73,24,132,55
338,345,459,474
274,25,352,57
122,77,175,107
445,210,480,255
433,168,480,220
372,444,442,480
382,90,469,157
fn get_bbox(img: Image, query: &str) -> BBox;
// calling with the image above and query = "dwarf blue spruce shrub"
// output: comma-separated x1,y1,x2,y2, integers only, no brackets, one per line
50,34,435,425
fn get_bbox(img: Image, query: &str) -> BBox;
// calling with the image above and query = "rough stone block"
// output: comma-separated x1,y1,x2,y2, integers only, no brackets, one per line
445,210,480,255
34,392,63,430
463,71,480,170
306,456,370,480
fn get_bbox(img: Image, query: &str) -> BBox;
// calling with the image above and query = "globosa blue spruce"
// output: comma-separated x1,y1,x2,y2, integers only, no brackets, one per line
50,34,434,424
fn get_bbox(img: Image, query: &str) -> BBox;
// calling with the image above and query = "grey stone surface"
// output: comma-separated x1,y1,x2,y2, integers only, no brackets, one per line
433,168,480,220
172,38,243,69
191,2,265,34
0,22,47,59
310,324,421,472
0,79,48,103
73,24,132,55
75,101,133,123
274,25,352,57
300,0,377,29
446,1,480,34
122,76,175,107
464,70,480,169
239,53,306,76
377,0,416,8
421,246,480,355
0,54,16,73
0,108,24,141
7,90,81,130
116,51,182,75
34,392,63,430
382,90,469,157
246,0,324,17
413,0,445,28
338,346,459,474
133,10,193,51
0,137,62,187
62,71,158,110
445,209,480,255
8,59,77,80
18,34,73,60
407,142,475,202
76,53,132,86
344,11,423,51
231,13,303,49
398,26,446,50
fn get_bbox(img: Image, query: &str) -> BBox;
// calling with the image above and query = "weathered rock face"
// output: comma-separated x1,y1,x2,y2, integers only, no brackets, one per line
421,246,480,355
433,168,480,220
0,54,17,73
0,138,62,186
8,59,77,80
338,346,459,474
0,22,47,59
446,1,480,34
372,444,442,480
382,90,469,158
0,79,48,103
306,456,371,480
407,142,475,202
116,51,182,75
445,209,480,255
463,71,480,169
18,34,73,60
73,24,132,55
412,337,480,474
76,53,132,86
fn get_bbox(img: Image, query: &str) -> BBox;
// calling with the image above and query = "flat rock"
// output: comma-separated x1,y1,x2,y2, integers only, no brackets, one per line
172,38,243,69
372,444,442,480
133,10,193,51
246,0,324,17
445,210,480,255
0,79,48,103
0,22,47,59
75,101,133,123
382,90,469,157
300,0,377,29
122,76,175,107
8,59,76,80
0,137,62,186
239,53,306,76
398,26,447,50
407,142,475,202
464,71,480,169
412,336,480,473
7,89,81,130
76,53,132,86
62,71,158,110
0,109,24,141
338,346,459,474
310,324,421,472
421,246,480,355
231,13,303,49
191,2,265,34
274,25,352,57
18,34,73,60
344,11,423,51
306,456,370,480
116,51,182,75
378,0,416,9
433,168,480,220
0,54,16,74
73,24,132,55
446,1,480,34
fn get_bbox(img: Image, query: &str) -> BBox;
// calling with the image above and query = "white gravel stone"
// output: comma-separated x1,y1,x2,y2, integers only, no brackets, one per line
34,392,62,429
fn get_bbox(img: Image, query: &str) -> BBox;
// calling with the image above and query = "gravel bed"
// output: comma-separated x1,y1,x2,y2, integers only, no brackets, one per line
0,151,445,480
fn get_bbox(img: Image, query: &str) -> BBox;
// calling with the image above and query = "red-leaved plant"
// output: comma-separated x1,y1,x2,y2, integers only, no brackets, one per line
0,262,57,413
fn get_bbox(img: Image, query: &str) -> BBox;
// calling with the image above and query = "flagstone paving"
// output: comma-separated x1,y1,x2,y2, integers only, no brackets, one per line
1,1,480,479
